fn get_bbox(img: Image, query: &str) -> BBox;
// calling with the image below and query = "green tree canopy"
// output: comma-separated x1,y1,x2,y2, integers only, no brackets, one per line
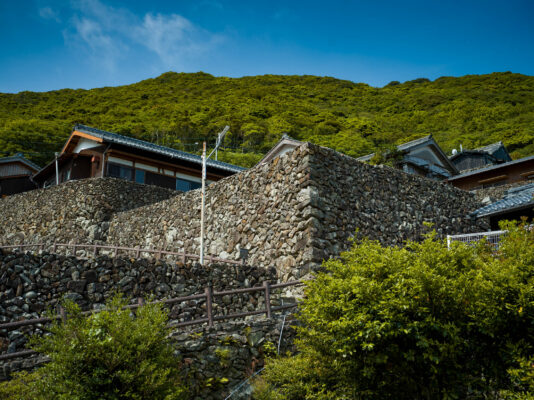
1,71,533,167
255,222,534,399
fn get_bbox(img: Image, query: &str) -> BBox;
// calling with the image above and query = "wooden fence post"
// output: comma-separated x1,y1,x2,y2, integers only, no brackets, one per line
52,243,57,253
205,286,214,327
135,246,140,258
113,246,118,257
59,306,66,323
264,281,272,319
93,244,98,257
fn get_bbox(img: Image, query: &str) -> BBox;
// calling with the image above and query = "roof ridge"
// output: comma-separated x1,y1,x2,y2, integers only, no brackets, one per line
73,124,245,172
0,154,41,171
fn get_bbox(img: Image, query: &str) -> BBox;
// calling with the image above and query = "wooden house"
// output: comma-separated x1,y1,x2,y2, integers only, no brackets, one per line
257,134,303,165
357,135,458,180
0,154,40,197
33,125,245,191
449,142,512,172
447,154,534,191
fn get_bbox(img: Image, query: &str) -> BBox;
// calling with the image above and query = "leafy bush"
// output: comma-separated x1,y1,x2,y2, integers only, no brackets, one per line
256,222,534,399
0,295,187,400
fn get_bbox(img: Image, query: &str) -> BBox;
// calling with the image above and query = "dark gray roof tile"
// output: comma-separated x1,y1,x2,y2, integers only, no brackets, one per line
74,124,245,174
0,154,41,171
472,183,534,217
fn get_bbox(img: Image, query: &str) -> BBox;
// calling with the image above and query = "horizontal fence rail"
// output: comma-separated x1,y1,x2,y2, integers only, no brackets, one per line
0,242,244,266
0,280,302,362
446,230,507,249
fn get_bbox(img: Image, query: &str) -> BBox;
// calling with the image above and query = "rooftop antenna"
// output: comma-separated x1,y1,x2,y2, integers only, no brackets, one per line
200,125,230,265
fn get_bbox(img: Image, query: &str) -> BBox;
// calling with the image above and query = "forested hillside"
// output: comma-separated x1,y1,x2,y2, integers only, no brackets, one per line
0,71,533,167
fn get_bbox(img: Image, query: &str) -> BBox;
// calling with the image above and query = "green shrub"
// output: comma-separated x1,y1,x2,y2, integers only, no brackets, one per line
0,370,47,400
256,222,534,399
0,295,187,400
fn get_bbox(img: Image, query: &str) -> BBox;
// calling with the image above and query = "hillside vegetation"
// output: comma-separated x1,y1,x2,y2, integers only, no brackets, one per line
0,71,533,167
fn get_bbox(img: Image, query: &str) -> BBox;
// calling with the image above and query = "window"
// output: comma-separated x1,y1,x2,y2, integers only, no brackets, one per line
108,163,133,181
176,178,202,192
135,169,145,184
145,172,175,189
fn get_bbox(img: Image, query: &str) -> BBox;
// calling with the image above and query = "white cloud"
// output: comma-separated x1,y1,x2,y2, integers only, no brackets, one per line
39,6,61,22
68,16,121,71
135,13,222,67
60,0,222,71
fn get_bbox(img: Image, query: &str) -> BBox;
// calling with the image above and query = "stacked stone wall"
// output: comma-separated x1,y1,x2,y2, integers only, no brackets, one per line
107,143,489,278
0,249,291,398
305,145,490,263
171,318,296,399
1,143,490,281
0,249,279,371
473,181,530,203
107,144,316,281
0,178,178,246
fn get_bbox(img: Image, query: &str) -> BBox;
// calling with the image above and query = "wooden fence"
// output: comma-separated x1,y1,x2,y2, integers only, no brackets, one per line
0,280,301,362
0,242,244,266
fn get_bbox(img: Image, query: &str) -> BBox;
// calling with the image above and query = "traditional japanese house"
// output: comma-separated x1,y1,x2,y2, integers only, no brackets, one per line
0,154,40,197
449,141,512,172
257,134,303,165
356,135,458,180
447,155,534,191
33,125,245,191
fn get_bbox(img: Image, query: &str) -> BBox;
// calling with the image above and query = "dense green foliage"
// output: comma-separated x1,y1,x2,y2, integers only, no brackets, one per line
1,71,533,167
255,223,534,399
0,295,186,400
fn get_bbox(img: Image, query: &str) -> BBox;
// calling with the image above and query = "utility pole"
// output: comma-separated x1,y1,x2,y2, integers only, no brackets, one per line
54,152,59,186
200,141,207,265
199,125,229,265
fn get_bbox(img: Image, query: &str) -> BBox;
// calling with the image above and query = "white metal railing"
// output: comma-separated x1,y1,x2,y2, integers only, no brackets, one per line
446,230,507,249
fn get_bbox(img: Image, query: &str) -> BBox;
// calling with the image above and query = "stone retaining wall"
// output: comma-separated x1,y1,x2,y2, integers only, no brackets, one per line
172,318,296,400
473,181,530,203
107,144,315,282
0,316,296,400
0,249,279,369
0,143,490,281
0,178,178,246
107,143,489,279
305,145,489,263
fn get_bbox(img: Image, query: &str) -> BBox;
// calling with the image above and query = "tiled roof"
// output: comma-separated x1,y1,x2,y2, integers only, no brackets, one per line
404,155,452,177
356,135,457,174
448,154,534,181
397,135,432,151
0,154,41,171
475,141,504,155
356,135,433,162
472,183,534,217
74,124,246,174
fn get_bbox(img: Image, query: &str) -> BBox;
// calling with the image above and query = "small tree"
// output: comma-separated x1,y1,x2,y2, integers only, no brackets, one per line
255,222,534,399
0,295,186,400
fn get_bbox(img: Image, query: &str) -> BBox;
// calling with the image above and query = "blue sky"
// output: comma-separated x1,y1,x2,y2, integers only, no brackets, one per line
1,0,533,93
